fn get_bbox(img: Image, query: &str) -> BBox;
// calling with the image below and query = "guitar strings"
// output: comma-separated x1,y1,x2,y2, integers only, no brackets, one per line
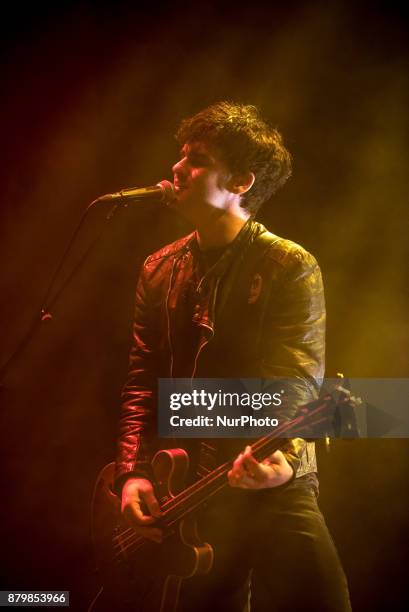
112,407,330,561
111,404,331,560
111,400,333,559
113,412,329,561
116,400,329,533
111,412,296,551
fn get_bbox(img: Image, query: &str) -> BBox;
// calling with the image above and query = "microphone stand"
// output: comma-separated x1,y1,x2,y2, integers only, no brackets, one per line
0,198,124,385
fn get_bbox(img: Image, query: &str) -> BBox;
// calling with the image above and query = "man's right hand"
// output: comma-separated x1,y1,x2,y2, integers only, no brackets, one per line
121,478,163,543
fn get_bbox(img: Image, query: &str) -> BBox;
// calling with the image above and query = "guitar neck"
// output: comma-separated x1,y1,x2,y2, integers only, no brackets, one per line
160,397,332,528
160,439,281,528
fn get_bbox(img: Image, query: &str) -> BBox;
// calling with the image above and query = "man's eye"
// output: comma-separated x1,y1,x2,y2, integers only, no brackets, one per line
189,155,208,167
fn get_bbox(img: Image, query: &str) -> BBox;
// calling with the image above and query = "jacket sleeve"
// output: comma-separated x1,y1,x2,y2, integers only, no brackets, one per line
260,242,326,476
114,263,158,495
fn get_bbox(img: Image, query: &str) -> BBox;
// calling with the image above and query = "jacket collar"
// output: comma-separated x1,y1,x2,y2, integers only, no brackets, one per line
186,219,267,284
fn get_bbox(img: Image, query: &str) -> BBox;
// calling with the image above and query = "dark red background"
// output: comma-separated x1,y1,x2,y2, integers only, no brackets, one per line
0,1,408,609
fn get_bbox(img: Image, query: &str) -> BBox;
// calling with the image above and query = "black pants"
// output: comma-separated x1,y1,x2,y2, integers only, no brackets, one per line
178,480,351,612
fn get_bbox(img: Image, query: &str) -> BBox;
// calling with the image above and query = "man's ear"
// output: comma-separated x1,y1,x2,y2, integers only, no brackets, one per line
228,171,255,195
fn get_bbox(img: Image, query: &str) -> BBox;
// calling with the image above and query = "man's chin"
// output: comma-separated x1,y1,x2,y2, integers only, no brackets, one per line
170,190,193,208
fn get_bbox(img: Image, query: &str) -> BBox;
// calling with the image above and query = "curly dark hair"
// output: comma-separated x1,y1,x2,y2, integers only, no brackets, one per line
175,101,292,215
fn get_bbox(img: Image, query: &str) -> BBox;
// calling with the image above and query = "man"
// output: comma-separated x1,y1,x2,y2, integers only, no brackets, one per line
114,102,351,610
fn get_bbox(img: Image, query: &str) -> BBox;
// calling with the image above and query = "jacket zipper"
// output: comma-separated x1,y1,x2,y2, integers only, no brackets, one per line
166,246,221,380
166,256,178,377
191,277,220,379
191,329,212,379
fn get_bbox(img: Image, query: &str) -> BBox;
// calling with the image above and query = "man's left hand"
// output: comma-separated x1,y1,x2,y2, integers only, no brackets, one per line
227,445,294,489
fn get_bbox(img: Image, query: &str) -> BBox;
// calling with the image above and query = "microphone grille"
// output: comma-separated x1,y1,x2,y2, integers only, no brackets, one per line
157,180,176,205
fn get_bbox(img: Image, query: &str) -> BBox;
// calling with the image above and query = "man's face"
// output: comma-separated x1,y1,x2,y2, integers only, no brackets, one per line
172,141,236,220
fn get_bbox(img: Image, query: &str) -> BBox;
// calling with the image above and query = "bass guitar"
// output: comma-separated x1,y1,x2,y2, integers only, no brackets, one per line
90,382,358,612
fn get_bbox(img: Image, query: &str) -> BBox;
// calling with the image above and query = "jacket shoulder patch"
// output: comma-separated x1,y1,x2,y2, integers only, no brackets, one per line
248,273,263,304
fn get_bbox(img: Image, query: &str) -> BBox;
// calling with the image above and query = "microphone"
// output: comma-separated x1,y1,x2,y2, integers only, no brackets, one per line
92,180,175,205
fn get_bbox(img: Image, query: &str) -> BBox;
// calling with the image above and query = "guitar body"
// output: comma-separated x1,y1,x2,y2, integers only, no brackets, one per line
90,386,352,610
91,450,214,612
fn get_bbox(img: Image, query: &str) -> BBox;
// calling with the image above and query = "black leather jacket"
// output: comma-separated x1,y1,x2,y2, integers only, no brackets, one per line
114,220,326,492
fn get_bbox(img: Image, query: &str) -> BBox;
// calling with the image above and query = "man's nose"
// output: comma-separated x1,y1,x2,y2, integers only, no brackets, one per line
172,157,187,175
